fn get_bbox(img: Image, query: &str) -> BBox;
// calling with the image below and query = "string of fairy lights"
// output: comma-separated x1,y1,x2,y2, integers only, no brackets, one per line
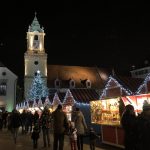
136,73,150,94
17,73,149,111
16,89,90,111
100,75,133,99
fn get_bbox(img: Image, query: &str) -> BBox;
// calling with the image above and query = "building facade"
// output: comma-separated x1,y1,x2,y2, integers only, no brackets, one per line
0,63,17,112
130,66,150,79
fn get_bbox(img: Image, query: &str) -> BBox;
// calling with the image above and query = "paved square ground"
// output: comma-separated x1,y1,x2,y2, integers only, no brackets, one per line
0,128,122,150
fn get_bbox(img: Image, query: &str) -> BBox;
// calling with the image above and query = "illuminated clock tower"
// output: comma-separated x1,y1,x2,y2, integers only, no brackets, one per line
24,13,47,99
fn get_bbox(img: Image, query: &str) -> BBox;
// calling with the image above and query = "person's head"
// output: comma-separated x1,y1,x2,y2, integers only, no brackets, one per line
57,104,62,110
124,104,134,114
142,100,150,111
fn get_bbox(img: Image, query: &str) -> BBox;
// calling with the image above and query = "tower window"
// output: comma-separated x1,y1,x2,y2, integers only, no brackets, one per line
34,61,39,65
34,35,38,40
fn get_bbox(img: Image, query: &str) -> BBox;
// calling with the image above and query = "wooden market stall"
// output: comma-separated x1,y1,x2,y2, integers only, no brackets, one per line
90,97,125,148
90,75,143,148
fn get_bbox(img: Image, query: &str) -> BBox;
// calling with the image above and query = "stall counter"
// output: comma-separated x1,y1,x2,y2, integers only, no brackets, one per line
101,124,124,148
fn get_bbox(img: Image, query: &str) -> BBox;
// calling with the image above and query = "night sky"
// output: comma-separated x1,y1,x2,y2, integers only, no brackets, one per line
0,1,150,86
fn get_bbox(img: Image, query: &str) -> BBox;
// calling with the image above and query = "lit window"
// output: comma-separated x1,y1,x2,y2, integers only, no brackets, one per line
0,82,7,96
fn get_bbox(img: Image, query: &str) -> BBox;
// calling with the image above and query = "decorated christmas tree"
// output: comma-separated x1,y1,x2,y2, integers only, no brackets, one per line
27,71,49,101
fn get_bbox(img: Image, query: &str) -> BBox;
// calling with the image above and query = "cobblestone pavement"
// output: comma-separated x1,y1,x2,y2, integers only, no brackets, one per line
0,128,121,150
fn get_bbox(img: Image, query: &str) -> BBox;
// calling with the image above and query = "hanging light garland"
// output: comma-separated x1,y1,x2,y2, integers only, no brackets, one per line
100,75,133,99
136,73,150,94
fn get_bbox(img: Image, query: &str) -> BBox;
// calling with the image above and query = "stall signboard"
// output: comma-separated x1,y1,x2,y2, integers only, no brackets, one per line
122,94,150,113
90,98,120,125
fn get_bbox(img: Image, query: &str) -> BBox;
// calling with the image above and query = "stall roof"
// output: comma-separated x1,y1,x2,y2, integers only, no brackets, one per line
48,88,99,104
115,76,143,93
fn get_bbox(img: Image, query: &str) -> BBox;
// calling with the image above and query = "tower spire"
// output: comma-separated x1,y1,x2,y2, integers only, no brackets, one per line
35,11,37,17
28,12,44,32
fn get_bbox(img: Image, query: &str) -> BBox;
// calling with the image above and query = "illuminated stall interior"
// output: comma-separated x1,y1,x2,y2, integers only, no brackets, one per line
90,98,120,125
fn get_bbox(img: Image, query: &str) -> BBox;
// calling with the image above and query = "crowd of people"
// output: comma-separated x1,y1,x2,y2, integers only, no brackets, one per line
0,105,100,150
121,102,150,150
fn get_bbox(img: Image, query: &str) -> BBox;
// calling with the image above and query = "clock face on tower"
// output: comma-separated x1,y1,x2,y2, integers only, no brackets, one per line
33,40,39,49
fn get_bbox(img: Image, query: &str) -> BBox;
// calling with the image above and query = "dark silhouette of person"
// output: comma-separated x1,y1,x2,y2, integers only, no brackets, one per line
136,103,150,150
20,109,27,134
33,111,39,125
40,107,51,147
2,110,8,128
31,123,40,149
51,104,69,150
9,109,21,144
89,127,100,150
121,104,137,150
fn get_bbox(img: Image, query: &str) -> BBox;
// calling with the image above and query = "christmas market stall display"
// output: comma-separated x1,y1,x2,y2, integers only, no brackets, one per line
90,94,150,148
90,98,120,125
91,75,144,148
90,98,124,148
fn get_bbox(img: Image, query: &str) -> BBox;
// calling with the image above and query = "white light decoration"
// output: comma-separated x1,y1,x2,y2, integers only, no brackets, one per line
44,96,51,107
100,75,133,99
63,89,75,106
33,99,38,108
75,102,90,107
52,92,61,111
37,70,40,74
26,101,29,109
38,99,43,108
21,102,24,109
16,104,19,110
136,73,150,94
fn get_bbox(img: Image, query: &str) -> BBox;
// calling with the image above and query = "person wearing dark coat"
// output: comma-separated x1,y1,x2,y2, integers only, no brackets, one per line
89,127,100,150
33,111,39,125
136,103,150,150
31,123,40,149
9,109,21,144
20,109,27,134
51,104,69,150
121,104,137,150
40,107,51,148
